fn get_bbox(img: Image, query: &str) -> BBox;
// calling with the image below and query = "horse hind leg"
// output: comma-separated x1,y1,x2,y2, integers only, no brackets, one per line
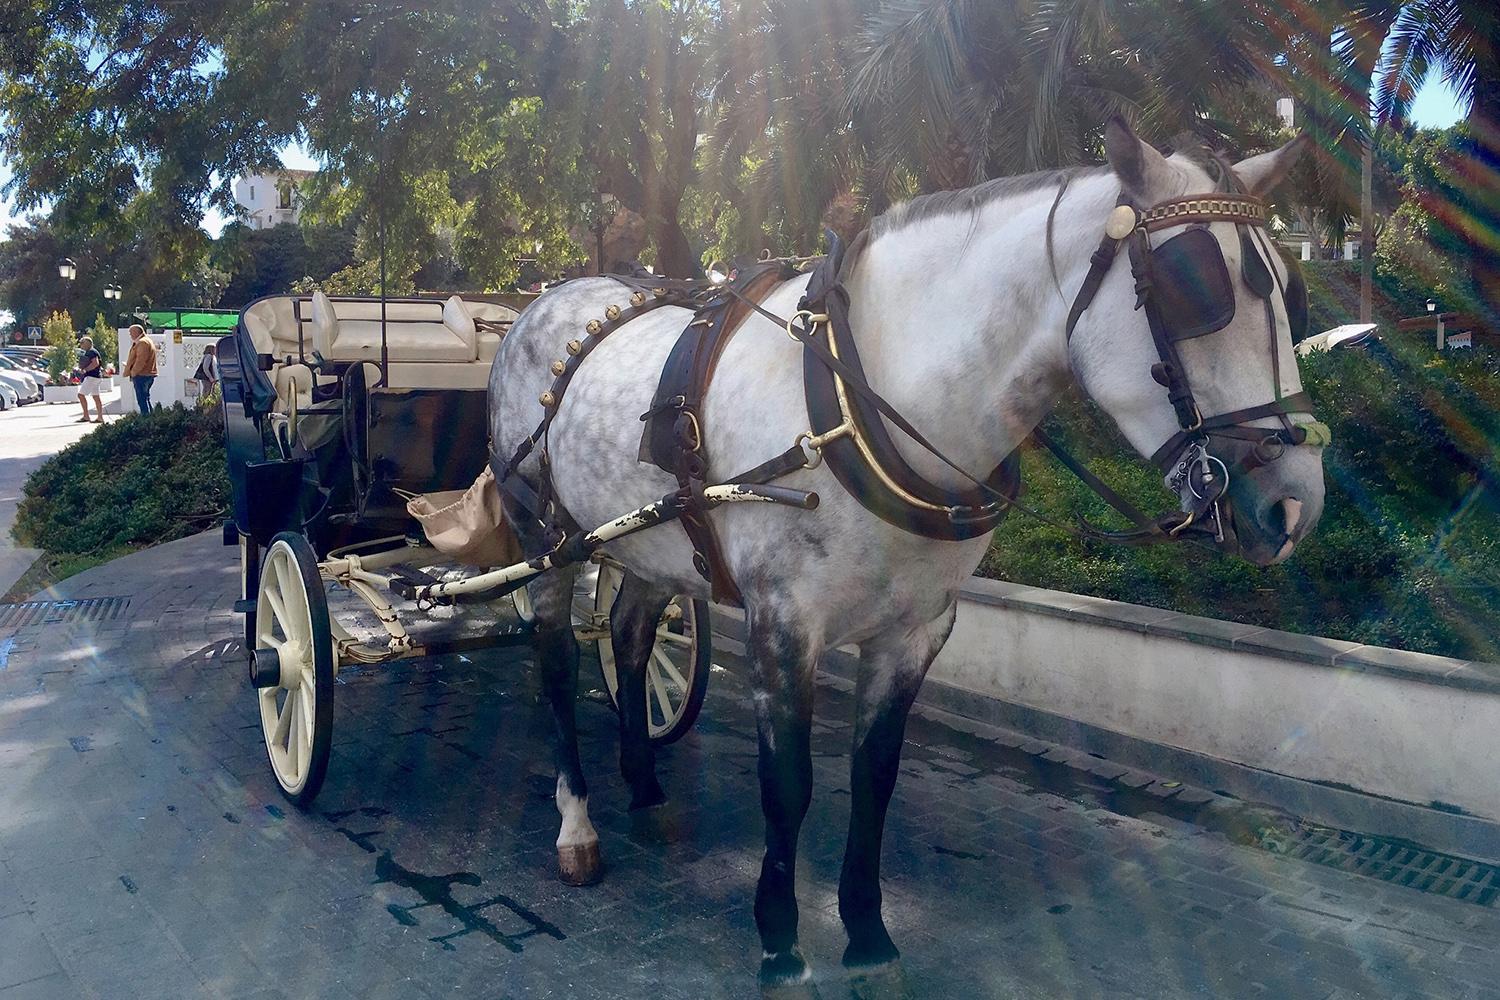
839,602,957,983
607,570,674,811
527,565,602,886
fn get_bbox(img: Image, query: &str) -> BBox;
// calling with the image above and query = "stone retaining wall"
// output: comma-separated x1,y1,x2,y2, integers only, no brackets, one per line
711,578,1500,857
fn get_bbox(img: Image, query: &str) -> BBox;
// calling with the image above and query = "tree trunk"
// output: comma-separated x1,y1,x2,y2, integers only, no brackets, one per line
1464,75,1500,334
651,212,699,279
1360,137,1374,323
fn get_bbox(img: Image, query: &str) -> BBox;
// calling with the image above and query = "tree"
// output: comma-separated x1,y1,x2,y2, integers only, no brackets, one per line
90,312,117,368
40,309,75,385
1365,0,1500,329
846,0,1280,193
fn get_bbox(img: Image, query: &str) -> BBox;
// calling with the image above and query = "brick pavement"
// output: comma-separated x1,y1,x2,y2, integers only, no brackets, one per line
0,532,1497,999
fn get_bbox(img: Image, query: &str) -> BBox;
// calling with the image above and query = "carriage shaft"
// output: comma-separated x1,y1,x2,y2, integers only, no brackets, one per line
406,483,816,603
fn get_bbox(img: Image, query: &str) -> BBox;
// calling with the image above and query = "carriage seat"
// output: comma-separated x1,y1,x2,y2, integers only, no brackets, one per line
310,291,485,363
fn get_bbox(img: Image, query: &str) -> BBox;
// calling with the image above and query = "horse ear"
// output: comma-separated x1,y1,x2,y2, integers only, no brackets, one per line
1233,134,1312,197
1104,116,1173,202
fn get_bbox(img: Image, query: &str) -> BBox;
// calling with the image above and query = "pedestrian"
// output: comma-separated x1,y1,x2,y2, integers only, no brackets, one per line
122,323,157,414
193,343,220,399
75,335,105,423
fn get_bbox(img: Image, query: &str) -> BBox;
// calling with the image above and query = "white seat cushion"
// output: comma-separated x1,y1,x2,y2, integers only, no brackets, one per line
311,292,478,363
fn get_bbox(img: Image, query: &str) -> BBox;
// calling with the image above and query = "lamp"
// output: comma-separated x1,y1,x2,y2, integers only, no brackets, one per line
103,284,121,301
1427,299,1437,314
57,258,77,281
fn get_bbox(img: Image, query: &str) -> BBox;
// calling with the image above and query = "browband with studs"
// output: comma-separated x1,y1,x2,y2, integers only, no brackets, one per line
1138,194,1266,231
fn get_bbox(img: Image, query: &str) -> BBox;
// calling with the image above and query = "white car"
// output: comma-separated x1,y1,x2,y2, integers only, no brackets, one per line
0,379,18,410
0,364,39,404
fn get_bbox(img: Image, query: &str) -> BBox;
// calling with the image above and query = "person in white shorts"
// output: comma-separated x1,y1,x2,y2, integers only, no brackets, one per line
76,336,105,424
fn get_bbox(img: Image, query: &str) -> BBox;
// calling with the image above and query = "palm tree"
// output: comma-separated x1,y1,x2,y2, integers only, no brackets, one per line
1363,0,1500,329
845,0,1281,194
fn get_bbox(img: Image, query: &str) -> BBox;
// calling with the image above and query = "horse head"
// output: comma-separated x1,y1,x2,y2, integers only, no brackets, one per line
1069,118,1326,566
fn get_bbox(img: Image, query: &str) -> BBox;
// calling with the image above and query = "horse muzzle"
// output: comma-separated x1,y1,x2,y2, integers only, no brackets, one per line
1221,448,1326,566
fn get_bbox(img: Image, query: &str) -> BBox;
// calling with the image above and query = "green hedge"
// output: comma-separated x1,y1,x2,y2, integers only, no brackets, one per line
13,406,230,557
980,342,1500,662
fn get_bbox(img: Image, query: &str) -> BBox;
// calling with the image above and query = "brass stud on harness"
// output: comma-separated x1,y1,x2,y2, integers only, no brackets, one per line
605,304,621,321
539,391,556,408
550,360,566,376
629,291,646,307
652,287,667,298
1105,205,1138,240
566,339,582,356
585,319,602,335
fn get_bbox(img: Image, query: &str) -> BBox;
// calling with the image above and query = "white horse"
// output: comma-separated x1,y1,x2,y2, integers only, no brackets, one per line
488,118,1323,990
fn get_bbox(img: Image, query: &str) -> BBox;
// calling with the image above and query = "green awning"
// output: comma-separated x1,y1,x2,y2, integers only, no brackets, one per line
133,309,240,332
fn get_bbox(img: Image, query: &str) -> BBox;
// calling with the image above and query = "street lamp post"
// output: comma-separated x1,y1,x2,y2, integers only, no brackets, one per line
1427,299,1445,348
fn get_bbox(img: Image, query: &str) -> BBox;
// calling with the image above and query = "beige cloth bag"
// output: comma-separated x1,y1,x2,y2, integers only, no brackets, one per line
405,466,525,568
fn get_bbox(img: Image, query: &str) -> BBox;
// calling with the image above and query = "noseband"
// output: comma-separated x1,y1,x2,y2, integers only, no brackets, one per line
1057,190,1331,542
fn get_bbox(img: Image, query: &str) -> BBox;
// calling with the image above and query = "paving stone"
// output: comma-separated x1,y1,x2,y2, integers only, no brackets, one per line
0,531,1489,999
0,914,63,990
0,974,77,1000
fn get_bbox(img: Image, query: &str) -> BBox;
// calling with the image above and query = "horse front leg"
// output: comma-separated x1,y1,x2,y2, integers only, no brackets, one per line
839,601,957,976
528,567,602,886
607,570,674,810
746,610,821,991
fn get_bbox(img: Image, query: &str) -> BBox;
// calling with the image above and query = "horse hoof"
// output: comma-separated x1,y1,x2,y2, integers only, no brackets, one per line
557,841,602,886
628,799,681,843
628,783,668,812
845,958,911,1000
760,950,818,998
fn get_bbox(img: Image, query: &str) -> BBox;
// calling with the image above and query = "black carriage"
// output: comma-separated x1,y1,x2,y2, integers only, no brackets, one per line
219,292,712,805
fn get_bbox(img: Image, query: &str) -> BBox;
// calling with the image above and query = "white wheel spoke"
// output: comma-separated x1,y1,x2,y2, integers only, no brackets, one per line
299,683,315,747
648,665,673,726
286,706,302,776
653,629,693,649
273,555,296,614
652,648,688,691
273,690,294,747
265,586,289,635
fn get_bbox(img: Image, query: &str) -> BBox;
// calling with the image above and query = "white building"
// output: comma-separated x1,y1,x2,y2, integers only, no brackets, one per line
1276,97,1295,131
232,169,315,229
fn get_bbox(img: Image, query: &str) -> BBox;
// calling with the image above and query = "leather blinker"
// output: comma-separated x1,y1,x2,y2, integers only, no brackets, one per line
1148,228,1236,341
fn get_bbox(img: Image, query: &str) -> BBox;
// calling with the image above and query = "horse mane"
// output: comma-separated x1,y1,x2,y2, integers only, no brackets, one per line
835,142,1236,284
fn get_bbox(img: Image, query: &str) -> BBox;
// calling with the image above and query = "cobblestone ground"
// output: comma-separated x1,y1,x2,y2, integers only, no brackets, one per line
1,533,1497,999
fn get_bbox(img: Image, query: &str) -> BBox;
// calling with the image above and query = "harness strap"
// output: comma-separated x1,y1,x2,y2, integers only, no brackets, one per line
640,262,791,603
1030,426,1159,533
723,280,1023,515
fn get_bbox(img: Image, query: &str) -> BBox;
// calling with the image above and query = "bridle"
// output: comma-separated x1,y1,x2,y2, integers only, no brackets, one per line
1053,187,1331,544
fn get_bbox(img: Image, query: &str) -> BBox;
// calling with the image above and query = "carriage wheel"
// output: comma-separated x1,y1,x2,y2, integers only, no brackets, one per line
239,534,260,651
253,532,335,806
592,562,711,745
510,583,534,623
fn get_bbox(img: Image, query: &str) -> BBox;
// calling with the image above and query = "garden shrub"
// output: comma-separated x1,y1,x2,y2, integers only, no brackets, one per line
41,310,76,385
980,340,1500,662
13,405,229,558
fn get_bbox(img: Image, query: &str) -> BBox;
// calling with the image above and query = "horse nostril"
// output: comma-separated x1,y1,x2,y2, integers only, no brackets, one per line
1275,497,1303,537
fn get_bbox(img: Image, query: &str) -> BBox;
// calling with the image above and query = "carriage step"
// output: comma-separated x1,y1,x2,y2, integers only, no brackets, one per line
234,599,255,614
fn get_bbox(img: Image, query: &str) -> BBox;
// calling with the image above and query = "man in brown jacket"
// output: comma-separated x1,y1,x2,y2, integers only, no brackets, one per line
122,324,157,413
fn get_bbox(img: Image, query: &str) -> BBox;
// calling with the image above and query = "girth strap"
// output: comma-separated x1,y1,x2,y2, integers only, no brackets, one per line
638,262,795,603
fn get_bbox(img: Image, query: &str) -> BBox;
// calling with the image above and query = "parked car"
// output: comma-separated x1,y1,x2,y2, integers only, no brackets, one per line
0,379,18,410
0,364,39,404
0,356,42,402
